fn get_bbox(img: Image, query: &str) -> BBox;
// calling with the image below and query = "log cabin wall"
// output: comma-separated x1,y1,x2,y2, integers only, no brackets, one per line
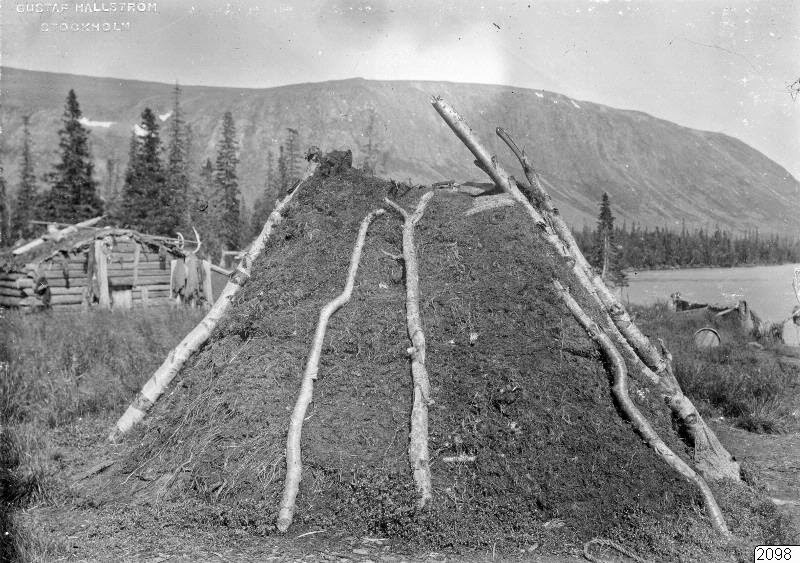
0,230,212,311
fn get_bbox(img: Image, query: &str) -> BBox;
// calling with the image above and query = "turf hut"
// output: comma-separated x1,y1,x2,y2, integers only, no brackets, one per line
100,115,791,561
0,226,227,311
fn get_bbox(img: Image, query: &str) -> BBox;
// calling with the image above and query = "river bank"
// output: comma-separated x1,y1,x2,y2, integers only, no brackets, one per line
625,263,800,323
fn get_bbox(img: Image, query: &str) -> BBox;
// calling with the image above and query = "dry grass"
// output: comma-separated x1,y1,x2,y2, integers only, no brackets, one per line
632,302,800,434
0,306,205,560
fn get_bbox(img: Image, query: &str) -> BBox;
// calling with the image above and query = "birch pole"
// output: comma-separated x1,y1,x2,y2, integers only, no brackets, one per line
385,192,435,508
277,208,386,533
554,280,731,537
494,126,739,482
431,97,739,484
108,156,320,443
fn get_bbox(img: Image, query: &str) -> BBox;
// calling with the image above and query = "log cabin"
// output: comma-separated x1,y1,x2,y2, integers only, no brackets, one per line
0,227,229,311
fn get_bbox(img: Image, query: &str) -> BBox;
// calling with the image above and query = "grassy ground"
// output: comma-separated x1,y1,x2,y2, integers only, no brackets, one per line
633,303,800,434
0,306,206,560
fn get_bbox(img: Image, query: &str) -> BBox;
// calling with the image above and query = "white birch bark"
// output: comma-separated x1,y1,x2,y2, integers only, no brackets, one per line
107,159,320,443
276,208,386,533
554,280,731,537
385,192,435,508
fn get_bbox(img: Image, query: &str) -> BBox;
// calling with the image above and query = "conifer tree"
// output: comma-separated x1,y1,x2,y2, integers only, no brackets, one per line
250,149,276,238
13,116,39,239
43,90,103,223
119,108,170,235
190,158,224,262
0,162,9,246
359,108,384,175
214,111,240,250
165,83,190,232
277,144,288,193
592,192,626,287
104,155,123,222
284,128,300,188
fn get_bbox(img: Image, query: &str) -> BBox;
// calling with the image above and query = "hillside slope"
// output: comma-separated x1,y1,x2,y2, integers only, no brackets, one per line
1,66,798,233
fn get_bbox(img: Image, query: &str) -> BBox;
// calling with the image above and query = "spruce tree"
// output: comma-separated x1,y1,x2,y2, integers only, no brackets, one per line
186,158,222,262
277,145,288,193
359,108,384,175
44,90,103,223
165,83,190,232
284,128,300,188
13,116,39,239
192,157,224,261
0,162,9,246
119,108,170,235
104,155,123,222
214,111,240,250
250,149,275,238
592,192,626,287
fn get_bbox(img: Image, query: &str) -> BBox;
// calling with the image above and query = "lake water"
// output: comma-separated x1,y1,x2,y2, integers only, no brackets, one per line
625,264,800,336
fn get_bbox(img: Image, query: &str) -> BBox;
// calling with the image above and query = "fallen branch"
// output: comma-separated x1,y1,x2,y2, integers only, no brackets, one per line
108,153,321,443
554,280,730,537
385,192,435,508
432,97,738,483
277,207,386,532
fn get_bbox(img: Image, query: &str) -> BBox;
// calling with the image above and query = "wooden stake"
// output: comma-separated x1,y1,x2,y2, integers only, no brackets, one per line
108,157,320,443
94,240,110,309
385,192,435,508
554,280,731,537
277,208,386,533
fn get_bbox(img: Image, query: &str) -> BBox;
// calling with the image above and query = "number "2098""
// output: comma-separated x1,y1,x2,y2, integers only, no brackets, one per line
756,547,793,561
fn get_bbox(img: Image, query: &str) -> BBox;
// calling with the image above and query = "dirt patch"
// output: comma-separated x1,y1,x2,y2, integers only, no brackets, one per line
713,423,800,539
55,164,794,561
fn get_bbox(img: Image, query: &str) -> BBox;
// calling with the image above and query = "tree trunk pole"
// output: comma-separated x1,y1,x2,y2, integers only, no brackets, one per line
432,97,739,483
108,156,320,443
277,208,386,533
95,240,111,309
385,192,435,508
495,125,741,482
554,280,731,537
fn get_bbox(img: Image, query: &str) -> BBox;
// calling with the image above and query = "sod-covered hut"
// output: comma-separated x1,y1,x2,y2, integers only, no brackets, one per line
90,158,789,562
0,227,227,311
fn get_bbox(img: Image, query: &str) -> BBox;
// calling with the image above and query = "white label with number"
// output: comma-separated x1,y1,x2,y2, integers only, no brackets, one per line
754,546,800,562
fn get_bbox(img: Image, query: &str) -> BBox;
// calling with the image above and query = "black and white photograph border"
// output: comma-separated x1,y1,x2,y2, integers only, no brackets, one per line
0,1,798,561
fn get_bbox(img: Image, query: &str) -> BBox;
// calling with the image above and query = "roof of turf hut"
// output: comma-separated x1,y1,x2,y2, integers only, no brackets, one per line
102,157,786,560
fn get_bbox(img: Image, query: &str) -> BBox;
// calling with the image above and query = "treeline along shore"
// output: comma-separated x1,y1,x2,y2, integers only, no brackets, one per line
573,222,800,271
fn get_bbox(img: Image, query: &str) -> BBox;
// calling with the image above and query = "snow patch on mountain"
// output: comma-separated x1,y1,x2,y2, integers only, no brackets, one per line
78,117,115,128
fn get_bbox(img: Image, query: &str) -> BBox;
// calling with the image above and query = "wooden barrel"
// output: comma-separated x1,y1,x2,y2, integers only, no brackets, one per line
693,327,721,349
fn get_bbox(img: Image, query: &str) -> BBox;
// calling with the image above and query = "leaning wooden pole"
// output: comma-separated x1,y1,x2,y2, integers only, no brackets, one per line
431,97,739,483
494,127,739,482
385,192,435,508
276,208,386,533
108,152,321,443
554,280,731,537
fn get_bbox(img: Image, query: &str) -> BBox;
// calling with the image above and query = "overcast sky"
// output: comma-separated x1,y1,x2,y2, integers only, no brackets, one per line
3,0,798,177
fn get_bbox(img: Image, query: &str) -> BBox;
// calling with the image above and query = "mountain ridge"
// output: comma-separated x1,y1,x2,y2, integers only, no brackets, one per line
1,66,798,234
